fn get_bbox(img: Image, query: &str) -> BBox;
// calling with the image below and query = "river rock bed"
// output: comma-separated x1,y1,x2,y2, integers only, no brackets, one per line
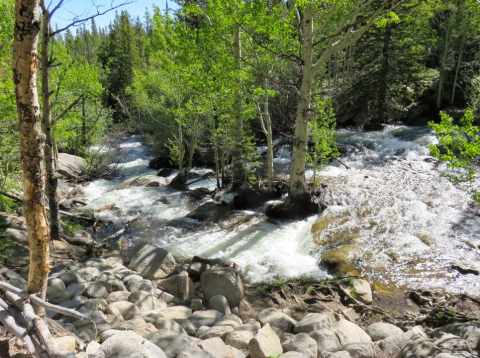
2,242,479,358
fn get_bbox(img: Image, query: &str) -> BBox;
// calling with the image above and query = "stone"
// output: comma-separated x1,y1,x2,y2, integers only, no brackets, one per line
59,271,85,286
235,320,261,332
129,243,176,280
112,175,169,191
225,331,255,349
56,336,76,352
197,337,235,358
5,227,29,246
115,319,157,337
295,313,333,334
83,281,108,299
48,277,67,290
280,353,309,358
343,342,375,358
107,291,131,303
153,318,187,335
258,308,297,333
249,324,283,358
76,267,101,282
178,348,216,358
214,314,243,328
379,327,427,355
156,289,181,304
189,310,224,329
191,298,204,312
91,330,167,358
201,267,244,307
46,285,72,304
199,326,235,340
365,322,403,342
86,341,101,354
65,230,94,247
159,306,193,320
122,273,144,288
157,271,194,302
104,254,125,266
398,334,441,358
57,153,86,179
433,333,472,352
177,319,199,336
100,273,127,293
129,279,156,295
352,279,372,305
282,333,317,358
335,320,372,345
188,262,209,278
432,323,480,351
323,352,351,358
106,301,140,320
128,290,165,312
209,295,231,315
145,329,192,355
309,328,343,353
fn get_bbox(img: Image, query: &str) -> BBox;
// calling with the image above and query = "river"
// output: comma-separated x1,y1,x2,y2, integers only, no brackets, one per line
77,125,480,295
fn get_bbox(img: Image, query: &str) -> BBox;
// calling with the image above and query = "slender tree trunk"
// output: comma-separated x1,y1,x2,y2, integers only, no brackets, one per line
289,6,314,199
377,24,391,121
258,79,274,192
82,96,87,148
231,23,244,190
437,22,450,109
450,36,464,105
13,0,50,311
41,7,61,242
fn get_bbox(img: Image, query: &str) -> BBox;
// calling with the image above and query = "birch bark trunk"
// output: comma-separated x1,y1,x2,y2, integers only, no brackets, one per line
13,0,50,311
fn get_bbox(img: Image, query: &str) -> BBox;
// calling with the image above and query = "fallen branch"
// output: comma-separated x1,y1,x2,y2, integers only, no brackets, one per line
0,189,22,203
334,158,351,170
187,173,213,186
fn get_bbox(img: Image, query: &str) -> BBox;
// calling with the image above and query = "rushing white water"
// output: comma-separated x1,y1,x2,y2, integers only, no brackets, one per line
78,128,480,293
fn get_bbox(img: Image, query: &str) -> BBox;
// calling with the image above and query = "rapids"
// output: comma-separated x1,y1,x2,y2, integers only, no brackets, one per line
78,126,480,294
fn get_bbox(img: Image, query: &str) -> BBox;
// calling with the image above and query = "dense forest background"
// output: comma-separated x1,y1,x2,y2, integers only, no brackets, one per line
1,0,480,211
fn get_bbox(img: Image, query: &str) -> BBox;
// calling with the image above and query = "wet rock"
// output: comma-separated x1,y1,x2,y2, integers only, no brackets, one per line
335,320,372,344
199,326,235,340
343,342,375,358
209,295,231,315
65,230,94,247
188,310,224,329
366,322,403,342
352,279,372,304
58,153,85,179
398,334,441,358
282,333,317,358
258,308,297,333
187,202,233,222
201,267,244,307
157,271,194,302
157,168,173,177
106,301,140,320
129,243,176,280
249,323,283,358
266,193,325,220
159,306,193,320
309,328,343,353
320,246,361,274
451,263,480,276
295,313,333,334
226,331,255,349
112,175,168,191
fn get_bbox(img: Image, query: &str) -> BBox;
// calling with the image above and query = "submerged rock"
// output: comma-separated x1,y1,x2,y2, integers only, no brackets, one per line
111,175,168,191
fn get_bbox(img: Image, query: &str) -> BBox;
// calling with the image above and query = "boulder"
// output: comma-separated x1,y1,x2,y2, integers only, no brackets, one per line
295,313,333,334
398,334,441,358
111,175,169,191
106,301,140,320
343,343,375,358
145,329,192,355
83,281,108,299
191,298,205,312
433,333,472,352
5,227,28,246
209,295,231,315
188,310,224,329
178,348,216,358
100,273,127,293
201,266,243,306
46,285,72,304
153,318,188,335
248,324,283,358
129,290,165,312
65,230,94,247
198,326,235,341
90,330,167,358
58,271,85,286
159,306,193,320
225,331,255,349
76,267,101,282
157,271,194,302
115,319,157,337
432,323,480,351
258,308,297,333
335,320,372,345
188,262,209,279
186,202,233,222
308,328,343,353
197,337,235,358
235,320,261,332
378,326,427,355
56,336,76,353
282,333,317,358
129,280,157,295
352,279,372,304
280,354,310,358
366,322,403,342
214,314,243,328
57,153,86,179
129,244,176,280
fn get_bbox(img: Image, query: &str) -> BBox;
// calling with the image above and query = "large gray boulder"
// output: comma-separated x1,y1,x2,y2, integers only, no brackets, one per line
309,328,343,354
398,334,441,358
258,308,297,333
282,333,318,358
188,310,224,329
343,342,375,358
65,230,94,247
197,337,236,358
201,267,244,307
295,313,333,334
366,322,403,342
57,153,86,179
249,324,283,358
91,330,166,358
129,244,176,280
225,331,255,349
352,279,372,305
335,320,372,345
378,326,427,355
157,271,194,302
145,329,193,355
111,175,169,191
432,323,480,351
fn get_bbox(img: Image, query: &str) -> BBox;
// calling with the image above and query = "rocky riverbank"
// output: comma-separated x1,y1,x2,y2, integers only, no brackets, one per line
1,239,479,358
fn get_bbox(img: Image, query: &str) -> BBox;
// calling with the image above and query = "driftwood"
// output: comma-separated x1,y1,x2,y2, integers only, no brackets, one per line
0,281,89,358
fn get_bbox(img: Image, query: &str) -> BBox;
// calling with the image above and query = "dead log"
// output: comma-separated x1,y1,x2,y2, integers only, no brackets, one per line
0,189,23,203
